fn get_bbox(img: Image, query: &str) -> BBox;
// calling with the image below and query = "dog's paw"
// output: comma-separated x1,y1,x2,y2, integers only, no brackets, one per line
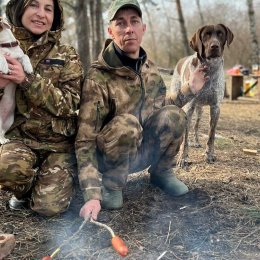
205,153,216,164
20,55,33,74
190,141,202,148
23,62,33,74
177,157,191,170
0,136,10,145
0,59,9,74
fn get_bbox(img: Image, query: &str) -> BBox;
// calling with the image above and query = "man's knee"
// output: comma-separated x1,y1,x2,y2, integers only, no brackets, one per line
97,114,142,157
149,105,187,139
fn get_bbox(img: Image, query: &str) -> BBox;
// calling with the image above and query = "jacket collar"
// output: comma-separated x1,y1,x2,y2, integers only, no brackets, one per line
100,39,147,71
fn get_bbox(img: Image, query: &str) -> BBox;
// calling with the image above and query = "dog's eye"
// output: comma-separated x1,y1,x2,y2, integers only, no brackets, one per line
217,31,224,37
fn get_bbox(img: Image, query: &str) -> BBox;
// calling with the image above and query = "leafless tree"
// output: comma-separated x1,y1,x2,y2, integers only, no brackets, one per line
196,0,205,26
175,0,192,56
89,0,104,61
141,0,158,61
0,0,3,16
62,0,104,72
246,0,259,65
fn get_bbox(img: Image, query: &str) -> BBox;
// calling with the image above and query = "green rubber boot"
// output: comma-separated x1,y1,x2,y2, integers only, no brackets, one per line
150,170,189,196
101,187,123,210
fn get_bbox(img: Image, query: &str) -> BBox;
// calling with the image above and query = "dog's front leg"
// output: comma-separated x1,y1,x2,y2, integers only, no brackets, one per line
177,102,196,168
0,83,16,144
205,104,220,163
193,105,203,148
18,54,33,74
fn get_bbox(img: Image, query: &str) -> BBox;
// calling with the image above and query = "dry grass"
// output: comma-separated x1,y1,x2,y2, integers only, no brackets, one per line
1,97,260,260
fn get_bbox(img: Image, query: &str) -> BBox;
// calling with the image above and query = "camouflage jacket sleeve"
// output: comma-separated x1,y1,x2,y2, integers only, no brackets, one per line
20,46,83,117
75,77,109,202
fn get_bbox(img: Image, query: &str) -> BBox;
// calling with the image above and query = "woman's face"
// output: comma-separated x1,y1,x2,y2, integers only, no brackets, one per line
21,0,54,35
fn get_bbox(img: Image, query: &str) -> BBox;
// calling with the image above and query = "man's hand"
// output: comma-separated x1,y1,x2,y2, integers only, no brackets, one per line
189,64,210,94
79,199,101,220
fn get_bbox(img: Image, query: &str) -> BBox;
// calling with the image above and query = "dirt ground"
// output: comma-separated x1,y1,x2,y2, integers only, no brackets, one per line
1,98,260,260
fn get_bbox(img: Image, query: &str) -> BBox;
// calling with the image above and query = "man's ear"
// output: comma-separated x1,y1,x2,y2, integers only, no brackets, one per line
142,23,146,34
108,26,114,39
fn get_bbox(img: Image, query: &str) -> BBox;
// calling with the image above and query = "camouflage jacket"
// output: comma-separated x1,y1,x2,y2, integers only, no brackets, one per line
76,39,190,202
6,0,83,152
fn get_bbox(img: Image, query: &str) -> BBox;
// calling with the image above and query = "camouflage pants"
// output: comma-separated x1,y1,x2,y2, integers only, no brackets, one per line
96,105,187,190
0,141,77,216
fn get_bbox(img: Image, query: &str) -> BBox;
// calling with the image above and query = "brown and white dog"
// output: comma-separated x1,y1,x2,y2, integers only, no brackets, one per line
0,17,33,144
169,24,234,168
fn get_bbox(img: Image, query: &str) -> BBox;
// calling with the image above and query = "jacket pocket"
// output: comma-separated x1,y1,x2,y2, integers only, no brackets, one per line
38,60,64,85
51,117,77,136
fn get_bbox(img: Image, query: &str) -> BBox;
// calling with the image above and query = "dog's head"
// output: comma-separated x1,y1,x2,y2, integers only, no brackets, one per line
190,24,234,61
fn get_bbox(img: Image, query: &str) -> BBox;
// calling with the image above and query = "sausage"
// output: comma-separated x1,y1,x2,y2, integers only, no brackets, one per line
111,235,129,256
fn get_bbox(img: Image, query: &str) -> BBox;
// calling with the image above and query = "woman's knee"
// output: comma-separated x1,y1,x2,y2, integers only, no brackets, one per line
31,153,75,216
0,141,36,189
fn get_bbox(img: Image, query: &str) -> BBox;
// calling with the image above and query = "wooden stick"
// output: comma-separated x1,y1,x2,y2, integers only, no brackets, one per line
90,218,115,237
49,219,88,259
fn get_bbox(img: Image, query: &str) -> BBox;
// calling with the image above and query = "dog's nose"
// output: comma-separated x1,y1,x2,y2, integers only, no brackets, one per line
210,43,220,50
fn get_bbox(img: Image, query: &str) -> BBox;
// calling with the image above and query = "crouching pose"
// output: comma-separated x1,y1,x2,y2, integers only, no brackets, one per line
0,0,83,216
76,0,209,220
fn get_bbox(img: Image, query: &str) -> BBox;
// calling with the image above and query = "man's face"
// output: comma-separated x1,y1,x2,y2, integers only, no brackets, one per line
108,8,146,59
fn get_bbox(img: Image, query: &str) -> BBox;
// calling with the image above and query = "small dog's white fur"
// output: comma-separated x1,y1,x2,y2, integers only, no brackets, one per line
0,17,33,144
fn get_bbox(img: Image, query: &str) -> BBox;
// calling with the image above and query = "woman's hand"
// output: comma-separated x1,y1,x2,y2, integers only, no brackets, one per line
0,77,11,88
0,55,26,85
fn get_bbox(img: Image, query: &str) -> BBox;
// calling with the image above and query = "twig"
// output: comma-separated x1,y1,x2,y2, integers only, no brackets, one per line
90,218,115,237
157,251,167,260
232,227,260,252
165,221,171,244
49,219,88,258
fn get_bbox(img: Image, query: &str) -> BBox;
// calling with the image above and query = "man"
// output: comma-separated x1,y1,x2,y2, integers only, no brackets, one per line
76,0,209,220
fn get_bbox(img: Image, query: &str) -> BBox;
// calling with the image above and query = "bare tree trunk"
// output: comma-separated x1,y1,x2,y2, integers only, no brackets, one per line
75,0,91,73
175,0,192,56
161,1,174,67
196,0,205,26
141,0,158,61
94,0,103,60
246,0,259,65
89,0,95,60
0,0,3,16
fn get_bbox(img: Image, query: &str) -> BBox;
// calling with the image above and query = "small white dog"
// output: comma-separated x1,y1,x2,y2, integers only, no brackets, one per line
0,17,33,144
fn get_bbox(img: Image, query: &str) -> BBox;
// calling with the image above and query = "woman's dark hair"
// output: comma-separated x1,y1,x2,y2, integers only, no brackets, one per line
6,0,62,31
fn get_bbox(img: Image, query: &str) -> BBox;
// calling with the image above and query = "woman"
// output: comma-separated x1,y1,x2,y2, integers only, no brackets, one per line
0,0,83,216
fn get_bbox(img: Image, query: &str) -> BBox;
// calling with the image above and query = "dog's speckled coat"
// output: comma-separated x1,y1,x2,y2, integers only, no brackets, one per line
169,24,234,167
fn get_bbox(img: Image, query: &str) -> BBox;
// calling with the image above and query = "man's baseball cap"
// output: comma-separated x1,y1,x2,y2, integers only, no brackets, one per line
108,0,142,21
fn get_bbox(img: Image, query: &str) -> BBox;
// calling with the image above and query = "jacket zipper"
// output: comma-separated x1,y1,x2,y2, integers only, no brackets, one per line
138,73,145,125
95,101,101,131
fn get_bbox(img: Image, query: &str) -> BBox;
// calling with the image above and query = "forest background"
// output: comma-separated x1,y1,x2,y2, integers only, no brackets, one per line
0,0,260,74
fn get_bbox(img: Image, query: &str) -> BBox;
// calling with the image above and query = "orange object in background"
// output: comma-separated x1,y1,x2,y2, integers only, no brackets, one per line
226,64,243,75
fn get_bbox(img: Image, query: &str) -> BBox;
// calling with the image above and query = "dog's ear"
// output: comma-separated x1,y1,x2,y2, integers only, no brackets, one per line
218,24,234,47
190,26,206,61
0,17,11,30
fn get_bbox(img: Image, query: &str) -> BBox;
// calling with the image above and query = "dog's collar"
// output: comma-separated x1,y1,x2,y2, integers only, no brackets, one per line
0,41,19,48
